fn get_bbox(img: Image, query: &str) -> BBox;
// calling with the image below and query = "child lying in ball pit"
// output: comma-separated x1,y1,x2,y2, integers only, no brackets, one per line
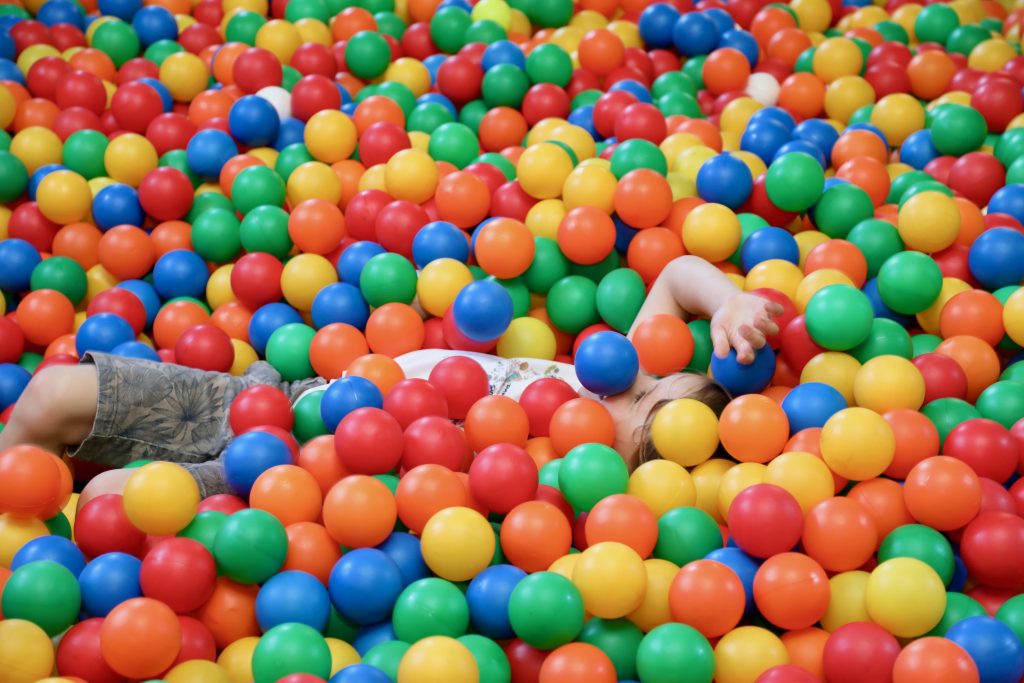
0,255,781,506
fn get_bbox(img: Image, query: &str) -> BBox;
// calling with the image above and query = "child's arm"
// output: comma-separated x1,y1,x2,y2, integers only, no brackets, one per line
628,255,783,364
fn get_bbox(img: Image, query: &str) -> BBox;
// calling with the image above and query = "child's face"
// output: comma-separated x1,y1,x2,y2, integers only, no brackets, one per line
601,372,709,469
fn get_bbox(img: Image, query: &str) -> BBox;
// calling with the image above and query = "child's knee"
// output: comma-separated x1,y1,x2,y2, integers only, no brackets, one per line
18,365,97,431
77,468,133,512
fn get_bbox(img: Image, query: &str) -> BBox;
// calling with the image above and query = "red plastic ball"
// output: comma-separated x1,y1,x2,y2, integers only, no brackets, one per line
382,378,449,430
345,188,394,241
943,418,1018,483
947,152,1007,207
197,493,248,514
174,324,234,373
87,289,147,336
52,107,102,140
232,47,283,93
756,666,820,683
491,180,538,222
334,407,404,475
139,167,195,222
8,202,59,252
971,76,1024,133
26,55,69,100
55,69,106,115
613,102,667,143
911,352,969,403
960,511,1024,591
290,74,342,122
56,619,124,683
358,121,411,167
376,200,429,260
401,22,438,61
402,415,469,472
727,484,804,558
780,315,825,374
230,252,284,309
229,385,295,434
593,90,638,139
171,616,217,665
427,355,490,420
111,81,165,134
519,377,579,437
140,538,217,613
0,317,25,363
146,113,198,157
290,43,336,77
74,494,147,559
469,443,539,514
436,54,483,105
822,621,901,683
522,83,571,126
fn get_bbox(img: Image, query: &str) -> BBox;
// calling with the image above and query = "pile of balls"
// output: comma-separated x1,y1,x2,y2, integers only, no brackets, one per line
3,0,1024,678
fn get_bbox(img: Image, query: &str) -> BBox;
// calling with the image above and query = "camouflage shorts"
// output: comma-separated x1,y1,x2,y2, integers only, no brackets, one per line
70,352,325,497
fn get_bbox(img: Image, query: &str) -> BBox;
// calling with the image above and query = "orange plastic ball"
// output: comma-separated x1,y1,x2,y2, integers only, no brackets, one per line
474,218,535,279
297,434,349,497
632,313,695,376
16,289,75,346
194,577,259,650
803,239,868,287
801,496,878,572
703,47,752,96
479,107,529,153
903,455,982,531
539,643,617,683
934,334,1001,402
668,559,746,638
435,171,490,228
753,552,830,630
249,465,323,527
939,290,1004,347
778,73,826,119
548,397,616,456
322,474,397,548
309,324,370,380
500,500,573,573
0,445,71,519
283,521,342,585
465,395,530,451
836,157,890,207
288,199,346,255
847,478,914,540
584,493,658,558
345,353,405,394
578,29,625,77
882,408,940,480
396,464,468,535
97,225,156,281
558,206,616,265
831,130,888,167
211,301,254,342
365,303,425,357
52,222,102,269
100,598,181,679
907,51,956,100
153,301,211,350
613,169,673,229
150,220,192,256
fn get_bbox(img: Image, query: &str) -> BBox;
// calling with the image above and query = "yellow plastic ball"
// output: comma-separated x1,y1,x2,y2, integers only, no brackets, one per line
224,0,267,15
255,19,302,63
794,230,831,268
627,558,678,632
720,97,763,136
969,38,1016,72
217,636,259,683
795,268,855,312
497,317,556,360
627,459,696,518
294,18,332,46
384,57,432,97
165,661,232,683
326,638,361,675
570,9,608,32
718,462,768,520
206,264,237,310
287,161,342,205
420,506,495,582
36,170,91,225
1003,286,1024,346
792,0,833,33
409,131,431,152
572,541,647,619
397,636,478,683
650,398,721,467
764,451,834,515
681,203,741,262
0,84,14,130
688,458,733,524
548,552,581,580
661,133,705,169
385,148,438,204
870,93,924,146
813,37,864,83
9,127,62,175
472,0,511,28
562,164,616,213
305,110,357,164
853,355,926,412
123,461,200,536
732,150,767,179
358,163,388,193
416,258,474,317
508,7,530,35
744,260,804,301
824,75,876,123
821,570,871,632
281,253,338,311
865,558,946,637
15,43,59,74
548,123,597,162
674,145,717,182
0,619,55,683
897,191,960,253
84,264,119,303
820,406,895,481
525,199,567,240
104,133,158,187
230,339,259,376
159,52,209,102
517,143,574,200
607,19,642,49
714,626,789,683
892,4,921,39
800,351,861,404
0,514,48,568
915,277,972,335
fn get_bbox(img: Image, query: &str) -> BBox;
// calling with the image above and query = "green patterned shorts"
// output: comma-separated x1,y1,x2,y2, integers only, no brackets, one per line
71,352,325,497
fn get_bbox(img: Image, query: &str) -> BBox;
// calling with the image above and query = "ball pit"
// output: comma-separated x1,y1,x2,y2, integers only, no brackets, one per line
3,0,1024,681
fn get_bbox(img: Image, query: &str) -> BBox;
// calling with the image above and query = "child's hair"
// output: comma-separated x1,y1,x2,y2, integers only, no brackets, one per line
632,372,732,467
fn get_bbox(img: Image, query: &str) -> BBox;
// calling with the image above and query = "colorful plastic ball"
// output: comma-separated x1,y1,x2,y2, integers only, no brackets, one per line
727,484,803,559
421,506,495,582
452,279,513,342
892,637,980,683
100,598,181,679
11,535,85,578
804,284,873,351
822,622,902,683
865,558,947,638
252,623,332,683
946,616,1024,683
508,571,585,650
766,152,825,212
904,456,982,531
968,227,1024,291
463,564,526,641
669,559,745,639
92,183,144,231
35,169,90,225
695,153,753,209
255,570,330,633
74,312,136,357
960,512,1024,592
710,345,776,396
1,560,81,637
877,251,943,315
175,324,235,373
228,95,281,147
328,547,403,625
392,577,469,643
558,443,629,512
572,330,639,397
76,551,143,619
753,552,830,630
647,398,719,467
122,461,199,536
212,508,288,585
138,537,216,616
186,129,239,180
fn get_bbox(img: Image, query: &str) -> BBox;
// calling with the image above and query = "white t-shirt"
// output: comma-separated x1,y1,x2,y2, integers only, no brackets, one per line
297,349,586,403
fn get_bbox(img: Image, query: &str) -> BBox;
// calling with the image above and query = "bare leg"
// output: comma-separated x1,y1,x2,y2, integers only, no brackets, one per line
0,365,99,455
77,468,134,513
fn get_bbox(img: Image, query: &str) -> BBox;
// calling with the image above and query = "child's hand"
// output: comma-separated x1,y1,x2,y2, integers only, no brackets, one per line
710,293,785,364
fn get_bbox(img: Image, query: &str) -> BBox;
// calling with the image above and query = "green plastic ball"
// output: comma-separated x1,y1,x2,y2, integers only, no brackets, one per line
928,592,986,637
213,509,288,584
160,150,201,189
887,169,932,204
921,397,981,446
875,21,909,44
1,561,81,636
30,256,87,306
996,595,1024,645
393,578,470,642
635,623,715,683
794,47,815,73
360,252,418,306
428,122,479,169
91,20,141,67
914,3,960,44
292,391,329,443
0,150,27,202
458,634,512,683
266,323,316,381
191,208,242,264
240,205,293,258
610,139,668,178
813,182,874,239
232,165,286,214
687,319,714,373
765,152,824,212
975,380,1024,429
275,143,315,181
596,268,646,334
929,104,986,157
524,0,573,27
1001,361,1024,384
430,6,471,53
408,102,455,134
579,618,644,681
523,237,570,295
805,284,874,351
251,623,332,683
898,179,953,208
653,507,722,566
284,0,328,22
362,641,410,681
374,11,406,39
482,64,530,108
657,92,703,118
188,191,235,223
996,129,1024,167
488,276,531,318
45,510,72,539
879,523,955,585
144,39,184,65
538,459,561,488
508,571,585,649
849,318,912,362
177,510,229,553
459,99,489,133
546,275,599,334
558,443,628,512
525,44,572,87
376,81,417,118
62,130,108,179
476,152,516,180
653,71,697,98
846,219,904,278
464,19,506,44
877,251,943,315
225,10,266,44
946,24,990,56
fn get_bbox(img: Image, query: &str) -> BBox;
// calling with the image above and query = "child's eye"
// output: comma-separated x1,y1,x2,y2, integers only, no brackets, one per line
633,390,649,404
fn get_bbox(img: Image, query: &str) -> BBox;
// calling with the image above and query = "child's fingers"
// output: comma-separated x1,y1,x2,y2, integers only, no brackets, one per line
740,324,767,349
730,329,753,362
753,316,778,337
765,301,785,317
711,323,731,358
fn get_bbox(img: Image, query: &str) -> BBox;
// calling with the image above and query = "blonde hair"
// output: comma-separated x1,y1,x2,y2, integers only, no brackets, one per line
632,372,731,467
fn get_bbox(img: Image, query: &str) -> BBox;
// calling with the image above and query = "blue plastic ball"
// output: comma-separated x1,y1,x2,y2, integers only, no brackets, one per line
574,330,640,396
256,570,332,632
328,549,404,625
0,59,25,85
274,117,306,150
638,3,681,49
92,183,144,231
248,302,304,355
131,5,176,45
12,535,87,577
702,8,734,36
0,31,14,60
0,364,30,412
988,184,1024,227
152,249,209,300
718,29,759,67
352,621,398,656
75,313,136,357
77,552,143,617
330,664,393,683
97,0,141,20
0,238,41,291
452,280,514,342
673,12,719,56
29,163,66,200
376,532,430,588
740,226,799,271
481,39,526,71
968,227,1024,291
466,563,527,639
567,105,598,140
223,431,293,498
111,340,162,362
780,382,848,432
899,129,939,170
186,129,239,180
704,546,759,605
710,344,776,395
320,376,384,432
608,79,652,103
338,241,387,284
946,616,1024,683
773,140,827,168
741,120,792,165
116,280,161,327
749,107,796,132
412,221,470,267
793,119,839,161
311,282,370,330
696,153,753,208
229,95,281,147
135,78,173,112
37,0,85,28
